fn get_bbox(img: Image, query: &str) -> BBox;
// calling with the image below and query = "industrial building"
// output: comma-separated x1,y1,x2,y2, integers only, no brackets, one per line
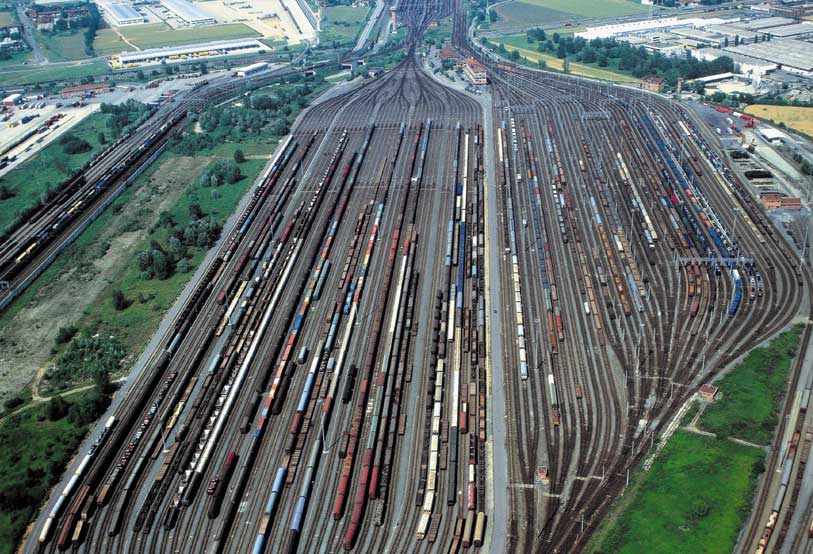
235,61,268,77
723,38,813,76
695,48,777,77
110,38,266,68
160,0,215,25
99,1,146,26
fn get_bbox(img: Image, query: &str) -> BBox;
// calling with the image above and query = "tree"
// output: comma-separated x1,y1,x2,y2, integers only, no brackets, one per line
112,289,129,311
233,148,246,163
556,42,566,59
98,132,107,145
136,69,145,80
563,58,570,74
488,9,497,22
47,396,69,421
0,184,14,200
692,81,705,95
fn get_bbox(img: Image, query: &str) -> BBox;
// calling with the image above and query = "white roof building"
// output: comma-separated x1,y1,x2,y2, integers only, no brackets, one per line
160,0,215,25
112,37,265,67
98,1,145,26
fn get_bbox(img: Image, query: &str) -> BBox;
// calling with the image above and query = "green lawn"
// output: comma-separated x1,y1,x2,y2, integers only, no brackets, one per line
0,10,13,26
36,31,88,62
699,327,803,445
424,16,452,46
94,23,260,56
488,35,640,83
319,5,371,47
0,111,116,235
0,60,111,87
590,431,764,554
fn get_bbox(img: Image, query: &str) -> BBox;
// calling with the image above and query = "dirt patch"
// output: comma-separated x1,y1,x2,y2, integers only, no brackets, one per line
0,156,212,404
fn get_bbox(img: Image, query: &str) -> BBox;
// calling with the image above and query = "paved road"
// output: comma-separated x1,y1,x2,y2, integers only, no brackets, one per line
481,90,508,554
16,4,46,64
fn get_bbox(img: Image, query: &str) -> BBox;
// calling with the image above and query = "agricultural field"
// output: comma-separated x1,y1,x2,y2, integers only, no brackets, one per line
744,105,813,137
319,5,371,47
698,327,802,445
35,31,88,62
94,22,259,56
589,431,764,554
492,0,647,30
488,35,639,83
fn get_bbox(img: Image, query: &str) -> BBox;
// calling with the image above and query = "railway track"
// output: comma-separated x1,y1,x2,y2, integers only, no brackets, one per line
23,1,812,553
28,2,495,552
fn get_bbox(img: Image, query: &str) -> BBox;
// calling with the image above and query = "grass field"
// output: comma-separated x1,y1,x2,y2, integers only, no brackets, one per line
589,431,764,554
319,5,371,47
0,60,110,87
493,0,646,29
62,154,267,362
36,31,88,62
94,23,259,55
699,327,802,445
489,35,639,83
590,327,803,553
0,10,13,26
744,105,813,137
0,111,113,235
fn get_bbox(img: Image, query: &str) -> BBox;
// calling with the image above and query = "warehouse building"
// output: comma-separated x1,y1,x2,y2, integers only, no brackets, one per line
235,61,268,76
160,0,215,25
723,38,813,76
694,48,777,77
767,22,813,38
99,1,146,26
111,38,266,68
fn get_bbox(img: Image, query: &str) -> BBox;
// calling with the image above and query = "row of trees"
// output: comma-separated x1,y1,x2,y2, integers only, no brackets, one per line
523,31,736,86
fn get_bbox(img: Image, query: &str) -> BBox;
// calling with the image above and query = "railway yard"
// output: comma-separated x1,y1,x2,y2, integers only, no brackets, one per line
6,0,813,553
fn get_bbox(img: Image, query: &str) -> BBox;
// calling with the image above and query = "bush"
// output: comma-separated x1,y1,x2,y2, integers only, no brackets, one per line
233,148,245,163
55,325,78,345
60,134,92,155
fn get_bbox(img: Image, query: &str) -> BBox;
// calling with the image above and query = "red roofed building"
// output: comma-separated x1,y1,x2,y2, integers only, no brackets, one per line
641,75,665,92
438,46,460,61
464,57,487,85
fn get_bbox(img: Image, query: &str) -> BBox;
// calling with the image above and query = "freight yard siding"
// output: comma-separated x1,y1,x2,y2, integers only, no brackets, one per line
485,34,802,553
28,43,492,552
